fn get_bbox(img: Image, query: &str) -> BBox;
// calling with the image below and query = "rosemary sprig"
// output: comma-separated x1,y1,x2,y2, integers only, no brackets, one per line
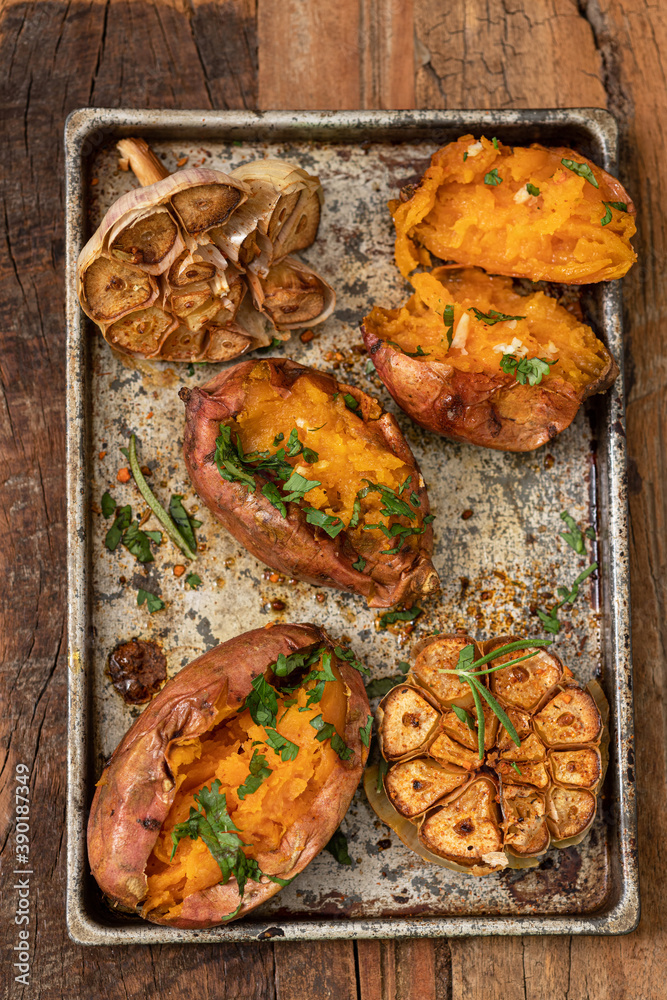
439,640,552,758
128,434,198,561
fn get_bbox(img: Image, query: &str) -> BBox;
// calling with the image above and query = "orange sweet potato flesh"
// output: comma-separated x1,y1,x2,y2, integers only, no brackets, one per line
87,624,370,928
393,135,636,283
362,267,618,452
180,358,439,606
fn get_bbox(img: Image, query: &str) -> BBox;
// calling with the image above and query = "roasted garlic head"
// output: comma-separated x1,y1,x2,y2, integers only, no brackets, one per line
365,633,607,876
77,139,334,363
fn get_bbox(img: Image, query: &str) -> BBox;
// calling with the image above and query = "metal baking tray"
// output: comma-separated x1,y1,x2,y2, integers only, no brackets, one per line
65,107,638,944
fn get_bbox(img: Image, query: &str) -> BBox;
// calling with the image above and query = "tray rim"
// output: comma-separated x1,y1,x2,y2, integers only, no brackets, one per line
65,105,639,945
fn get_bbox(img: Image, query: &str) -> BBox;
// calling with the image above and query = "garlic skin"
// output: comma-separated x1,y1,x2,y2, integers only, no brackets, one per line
77,140,335,362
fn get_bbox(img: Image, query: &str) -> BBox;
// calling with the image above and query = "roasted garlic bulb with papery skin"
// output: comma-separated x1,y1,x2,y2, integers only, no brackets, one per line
366,634,608,876
77,138,335,363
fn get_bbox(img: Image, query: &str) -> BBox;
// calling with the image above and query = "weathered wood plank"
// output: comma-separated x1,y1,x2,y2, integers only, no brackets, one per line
257,0,414,109
274,941,358,1000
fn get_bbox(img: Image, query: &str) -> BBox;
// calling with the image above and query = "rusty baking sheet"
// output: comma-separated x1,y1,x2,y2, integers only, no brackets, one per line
65,108,638,944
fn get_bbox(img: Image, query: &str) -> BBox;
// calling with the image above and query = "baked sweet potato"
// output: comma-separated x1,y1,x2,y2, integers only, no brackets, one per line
365,633,608,876
362,267,618,451
393,135,636,283
87,623,371,928
180,358,439,607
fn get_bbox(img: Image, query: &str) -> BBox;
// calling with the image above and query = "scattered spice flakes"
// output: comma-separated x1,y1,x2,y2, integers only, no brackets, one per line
300,329,315,343
117,467,131,483
461,509,473,520
173,565,186,577
90,177,99,186
271,599,286,611
99,450,107,460
176,156,189,167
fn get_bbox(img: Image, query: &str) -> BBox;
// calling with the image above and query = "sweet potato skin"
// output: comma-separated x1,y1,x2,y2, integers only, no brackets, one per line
180,358,439,606
362,325,617,453
87,624,370,928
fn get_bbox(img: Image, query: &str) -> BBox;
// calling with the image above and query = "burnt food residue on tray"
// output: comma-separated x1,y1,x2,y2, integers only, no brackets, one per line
107,639,167,704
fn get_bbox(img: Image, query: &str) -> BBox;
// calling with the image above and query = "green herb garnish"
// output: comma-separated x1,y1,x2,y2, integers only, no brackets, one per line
537,562,598,634
105,504,132,551
263,728,300,761
443,304,455,348
378,607,422,629
526,183,540,197
561,158,599,188
500,354,557,386
343,393,359,411
438,641,554,759
185,572,202,589
359,714,373,747
377,757,390,792
364,675,405,699
470,307,526,325
509,762,523,776
492,137,499,149
484,168,502,186
137,589,165,613
303,507,345,538
324,827,353,865
237,750,272,800
168,494,202,552
309,714,353,760
559,511,588,554
352,556,366,572
169,780,290,920
334,645,370,677
244,674,278,728
128,435,198,561
101,492,116,518
451,704,476,729
122,520,155,563
261,482,287,516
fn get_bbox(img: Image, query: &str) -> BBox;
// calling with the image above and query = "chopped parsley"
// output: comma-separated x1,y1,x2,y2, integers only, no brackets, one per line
526,183,540,197
334,645,370,677
302,506,345,538
601,201,627,226
352,556,366,572
469,307,526,325
484,168,502,186
452,704,476,729
185,572,202,589
263,728,300,761
492,137,499,149
343,393,359,411
561,158,599,188
325,827,353,865
377,757,390,792
273,645,324,678
309,714,353,760
378,607,422,629
101,492,116,518
443,304,455,348
359,714,373,747
500,354,557,386
537,562,598,634
237,750,272,800
169,780,291,920
137,589,165,613
105,504,132,551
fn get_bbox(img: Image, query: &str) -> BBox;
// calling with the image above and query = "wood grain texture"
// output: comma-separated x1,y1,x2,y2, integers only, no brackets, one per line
1,0,666,998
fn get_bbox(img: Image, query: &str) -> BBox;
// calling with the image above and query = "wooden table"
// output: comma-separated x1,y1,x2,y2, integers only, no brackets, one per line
1,1,664,997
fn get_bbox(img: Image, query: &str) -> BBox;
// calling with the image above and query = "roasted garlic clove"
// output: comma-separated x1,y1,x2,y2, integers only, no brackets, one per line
418,777,504,869
109,209,180,269
106,306,176,357
549,748,602,790
495,706,533,749
496,733,546,763
231,158,322,263
547,786,597,841
377,685,441,760
533,687,602,747
501,785,550,856
488,643,564,711
171,183,244,235
495,760,550,789
429,731,481,771
82,257,156,323
249,257,336,330
411,635,484,707
384,758,469,818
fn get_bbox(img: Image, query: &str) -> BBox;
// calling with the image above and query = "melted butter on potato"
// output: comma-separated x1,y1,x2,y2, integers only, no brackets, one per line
143,657,347,919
